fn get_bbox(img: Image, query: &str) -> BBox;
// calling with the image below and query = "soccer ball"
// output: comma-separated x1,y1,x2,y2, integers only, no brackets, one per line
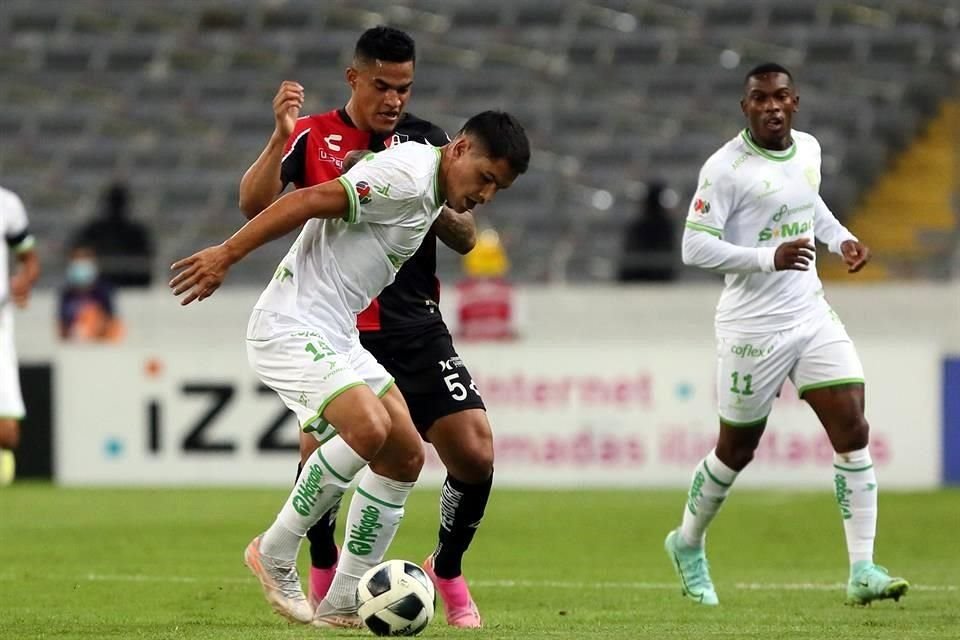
357,559,435,636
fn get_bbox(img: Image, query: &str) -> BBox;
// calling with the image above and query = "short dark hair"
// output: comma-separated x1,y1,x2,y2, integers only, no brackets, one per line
459,111,531,175
354,26,416,65
744,62,793,87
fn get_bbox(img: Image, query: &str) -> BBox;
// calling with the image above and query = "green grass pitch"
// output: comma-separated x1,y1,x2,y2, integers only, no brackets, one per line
1,484,957,639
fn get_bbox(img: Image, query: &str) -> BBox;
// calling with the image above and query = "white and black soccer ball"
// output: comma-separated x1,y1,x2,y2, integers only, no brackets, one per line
357,559,435,636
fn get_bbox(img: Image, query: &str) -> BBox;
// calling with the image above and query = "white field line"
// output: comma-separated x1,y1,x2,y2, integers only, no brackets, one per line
0,573,953,592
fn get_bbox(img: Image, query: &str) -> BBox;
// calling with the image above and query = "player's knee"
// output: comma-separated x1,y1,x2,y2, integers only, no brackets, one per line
835,414,870,451
0,421,19,449
399,442,425,479
715,441,755,471
433,413,494,483
350,405,393,458
373,435,424,482
456,436,494,483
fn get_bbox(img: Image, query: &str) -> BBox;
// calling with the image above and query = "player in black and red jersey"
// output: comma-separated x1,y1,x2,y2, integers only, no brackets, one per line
239,27,488,628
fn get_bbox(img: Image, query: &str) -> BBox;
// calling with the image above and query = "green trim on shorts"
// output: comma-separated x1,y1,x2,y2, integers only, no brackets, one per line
0,415,24,420
797,378,865,396
316,431,339,446
702,460,733,487
301,381,366,434
337,175,359,224
685,221,722,238
833,462,873,472
377,377,395,398
719,414,768,428
356,486,404,509
316,446,351,483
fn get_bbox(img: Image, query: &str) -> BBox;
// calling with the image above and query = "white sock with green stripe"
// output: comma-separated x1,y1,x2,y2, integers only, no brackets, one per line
833,447,876,567
679,449,738,548
325,470,415,611
260,436,368,561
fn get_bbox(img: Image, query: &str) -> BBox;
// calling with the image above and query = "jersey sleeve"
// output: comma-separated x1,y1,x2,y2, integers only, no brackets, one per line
684,156,733,237
336,148,428,226
2,190,35,254
681,157,777,273
814,195,857,254
280,117,312,189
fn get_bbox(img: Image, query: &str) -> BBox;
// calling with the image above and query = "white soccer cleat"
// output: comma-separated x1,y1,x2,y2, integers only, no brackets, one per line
312,597,363,629
243,535,313,624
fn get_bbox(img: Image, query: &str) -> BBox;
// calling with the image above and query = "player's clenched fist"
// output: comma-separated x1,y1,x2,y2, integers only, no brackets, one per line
169,244,235,305
840,239,871,273
774,238,815,271
273,80,304,140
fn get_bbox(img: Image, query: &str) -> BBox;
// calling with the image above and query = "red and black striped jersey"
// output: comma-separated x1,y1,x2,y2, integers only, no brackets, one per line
280,109,450,334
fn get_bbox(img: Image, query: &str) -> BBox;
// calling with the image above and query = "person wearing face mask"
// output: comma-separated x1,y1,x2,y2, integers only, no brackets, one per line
72,182,153,288
58,245,123,342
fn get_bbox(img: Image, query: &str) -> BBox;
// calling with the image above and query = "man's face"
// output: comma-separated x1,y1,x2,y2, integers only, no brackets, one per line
444,137,518,213
740,72,798,148
346,59,414,134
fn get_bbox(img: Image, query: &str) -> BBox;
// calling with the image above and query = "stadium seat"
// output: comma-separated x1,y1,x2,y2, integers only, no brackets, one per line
0,0,954,285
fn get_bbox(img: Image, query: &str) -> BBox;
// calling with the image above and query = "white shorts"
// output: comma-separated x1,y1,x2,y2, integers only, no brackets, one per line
0,308,24,419
716,308,864,426
246,310,394,442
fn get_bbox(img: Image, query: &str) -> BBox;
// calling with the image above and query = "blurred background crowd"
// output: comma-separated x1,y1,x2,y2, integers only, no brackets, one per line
0,0,957,340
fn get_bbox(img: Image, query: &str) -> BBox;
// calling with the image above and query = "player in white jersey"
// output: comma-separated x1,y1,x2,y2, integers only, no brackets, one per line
170,111,529,628
0,186,39,487
664,64,908,607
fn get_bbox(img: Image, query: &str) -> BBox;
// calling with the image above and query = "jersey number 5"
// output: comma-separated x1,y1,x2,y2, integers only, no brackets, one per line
444,372,479,401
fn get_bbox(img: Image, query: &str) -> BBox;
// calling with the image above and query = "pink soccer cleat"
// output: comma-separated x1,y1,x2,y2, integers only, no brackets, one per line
308,546,339,610
423,555,483,628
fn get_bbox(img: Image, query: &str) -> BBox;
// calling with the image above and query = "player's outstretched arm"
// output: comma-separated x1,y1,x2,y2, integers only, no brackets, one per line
433,207,477,255
171,180,350,305
239,81,305,219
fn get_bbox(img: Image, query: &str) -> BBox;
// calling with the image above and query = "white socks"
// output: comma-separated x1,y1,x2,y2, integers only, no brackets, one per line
325,470,416,610
833,447,877,566
676,445,878,569
679,449,738,548
260,436,368,560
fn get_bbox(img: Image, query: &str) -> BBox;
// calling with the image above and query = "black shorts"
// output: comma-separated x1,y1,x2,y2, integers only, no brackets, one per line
360,323,485,435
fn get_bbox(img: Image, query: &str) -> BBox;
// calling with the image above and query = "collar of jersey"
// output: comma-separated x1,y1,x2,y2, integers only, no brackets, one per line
740,128,797,162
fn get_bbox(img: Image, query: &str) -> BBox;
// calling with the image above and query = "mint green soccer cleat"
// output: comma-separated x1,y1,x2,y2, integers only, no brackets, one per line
664,529,719,606
846,561,909,606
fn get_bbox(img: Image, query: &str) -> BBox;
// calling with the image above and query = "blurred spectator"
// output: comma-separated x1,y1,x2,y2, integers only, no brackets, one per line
618,181,678,282
72,182,153,287
58,246,124,342
455,229,518,341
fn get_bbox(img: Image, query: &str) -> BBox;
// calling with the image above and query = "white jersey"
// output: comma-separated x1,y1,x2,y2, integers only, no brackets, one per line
0,186,34,307
682,129,857,336
254,141,444,349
